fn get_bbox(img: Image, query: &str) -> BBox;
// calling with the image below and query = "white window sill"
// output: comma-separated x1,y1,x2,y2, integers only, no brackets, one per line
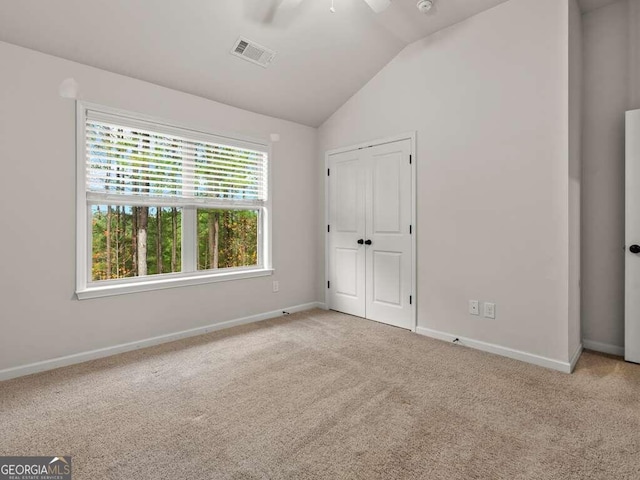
76,268,274,300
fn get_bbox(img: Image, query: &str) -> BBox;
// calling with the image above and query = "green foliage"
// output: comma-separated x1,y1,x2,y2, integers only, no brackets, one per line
92,207,258,281
92,206,182,281
197,209,258,270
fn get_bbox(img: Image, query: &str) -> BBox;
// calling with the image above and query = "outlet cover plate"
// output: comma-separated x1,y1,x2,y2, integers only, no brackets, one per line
484,302,495,319
469,300,480,315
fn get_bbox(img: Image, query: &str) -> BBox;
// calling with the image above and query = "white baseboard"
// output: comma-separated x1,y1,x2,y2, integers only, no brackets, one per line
0,302,324,382
569,343,583,373
582,339,625,357
415,326,577,373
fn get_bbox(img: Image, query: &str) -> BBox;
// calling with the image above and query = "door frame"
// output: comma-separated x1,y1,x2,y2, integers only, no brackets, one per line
324,132,417,331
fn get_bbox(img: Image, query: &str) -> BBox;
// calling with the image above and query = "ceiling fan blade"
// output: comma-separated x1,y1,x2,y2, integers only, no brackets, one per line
362,0,392,13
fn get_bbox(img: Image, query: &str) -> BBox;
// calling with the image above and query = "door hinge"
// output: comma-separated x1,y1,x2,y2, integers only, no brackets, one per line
410,295,412,305
327,225,330,233
409,154,412,165
327,281,330,289
327,168,330,176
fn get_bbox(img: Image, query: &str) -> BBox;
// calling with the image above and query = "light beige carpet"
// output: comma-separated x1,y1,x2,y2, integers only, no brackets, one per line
1,309,639,479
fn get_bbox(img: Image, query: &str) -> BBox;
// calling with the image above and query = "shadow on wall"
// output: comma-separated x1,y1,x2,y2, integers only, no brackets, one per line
581,0,640,354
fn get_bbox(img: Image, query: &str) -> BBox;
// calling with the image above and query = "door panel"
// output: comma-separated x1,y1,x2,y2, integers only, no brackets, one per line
373,154,401,233
372,251,402,306
366,140,413,329
626,110,640,363
335,161,359,233
334,247,359,297
328,152,365,317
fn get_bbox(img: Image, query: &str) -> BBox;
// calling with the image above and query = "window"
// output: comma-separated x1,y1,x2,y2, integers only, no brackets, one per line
76,103,272,299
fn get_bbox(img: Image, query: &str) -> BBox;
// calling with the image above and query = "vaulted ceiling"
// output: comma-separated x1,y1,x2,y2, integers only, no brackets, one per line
0,0,608,126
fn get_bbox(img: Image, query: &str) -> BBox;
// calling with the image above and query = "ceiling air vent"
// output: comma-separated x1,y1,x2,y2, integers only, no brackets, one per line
231,37,276,68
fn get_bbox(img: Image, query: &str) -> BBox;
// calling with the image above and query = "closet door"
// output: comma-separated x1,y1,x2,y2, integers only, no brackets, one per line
364,140,413,329
327,138,413,329
328,150,366,317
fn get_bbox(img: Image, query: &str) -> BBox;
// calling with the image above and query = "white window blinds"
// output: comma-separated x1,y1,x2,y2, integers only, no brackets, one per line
84,110,268,206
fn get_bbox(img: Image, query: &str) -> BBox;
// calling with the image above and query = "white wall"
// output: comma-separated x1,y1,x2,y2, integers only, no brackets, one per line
569,0,583,357
0,41,319,373
581,0,640,353
319,0,577,364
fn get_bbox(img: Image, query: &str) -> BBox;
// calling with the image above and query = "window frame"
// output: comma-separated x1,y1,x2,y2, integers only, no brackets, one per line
75,102,273,300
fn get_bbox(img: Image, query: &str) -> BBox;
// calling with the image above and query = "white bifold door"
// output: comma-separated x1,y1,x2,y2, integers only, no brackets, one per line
626,110,640,364
327,139,413,330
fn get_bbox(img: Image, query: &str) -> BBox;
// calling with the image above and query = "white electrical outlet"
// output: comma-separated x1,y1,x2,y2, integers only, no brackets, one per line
469,300,479,315
484,302,495,319
272,281,279,293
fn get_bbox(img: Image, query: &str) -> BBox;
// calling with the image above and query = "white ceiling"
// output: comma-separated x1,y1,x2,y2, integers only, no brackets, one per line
0,0,533,126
